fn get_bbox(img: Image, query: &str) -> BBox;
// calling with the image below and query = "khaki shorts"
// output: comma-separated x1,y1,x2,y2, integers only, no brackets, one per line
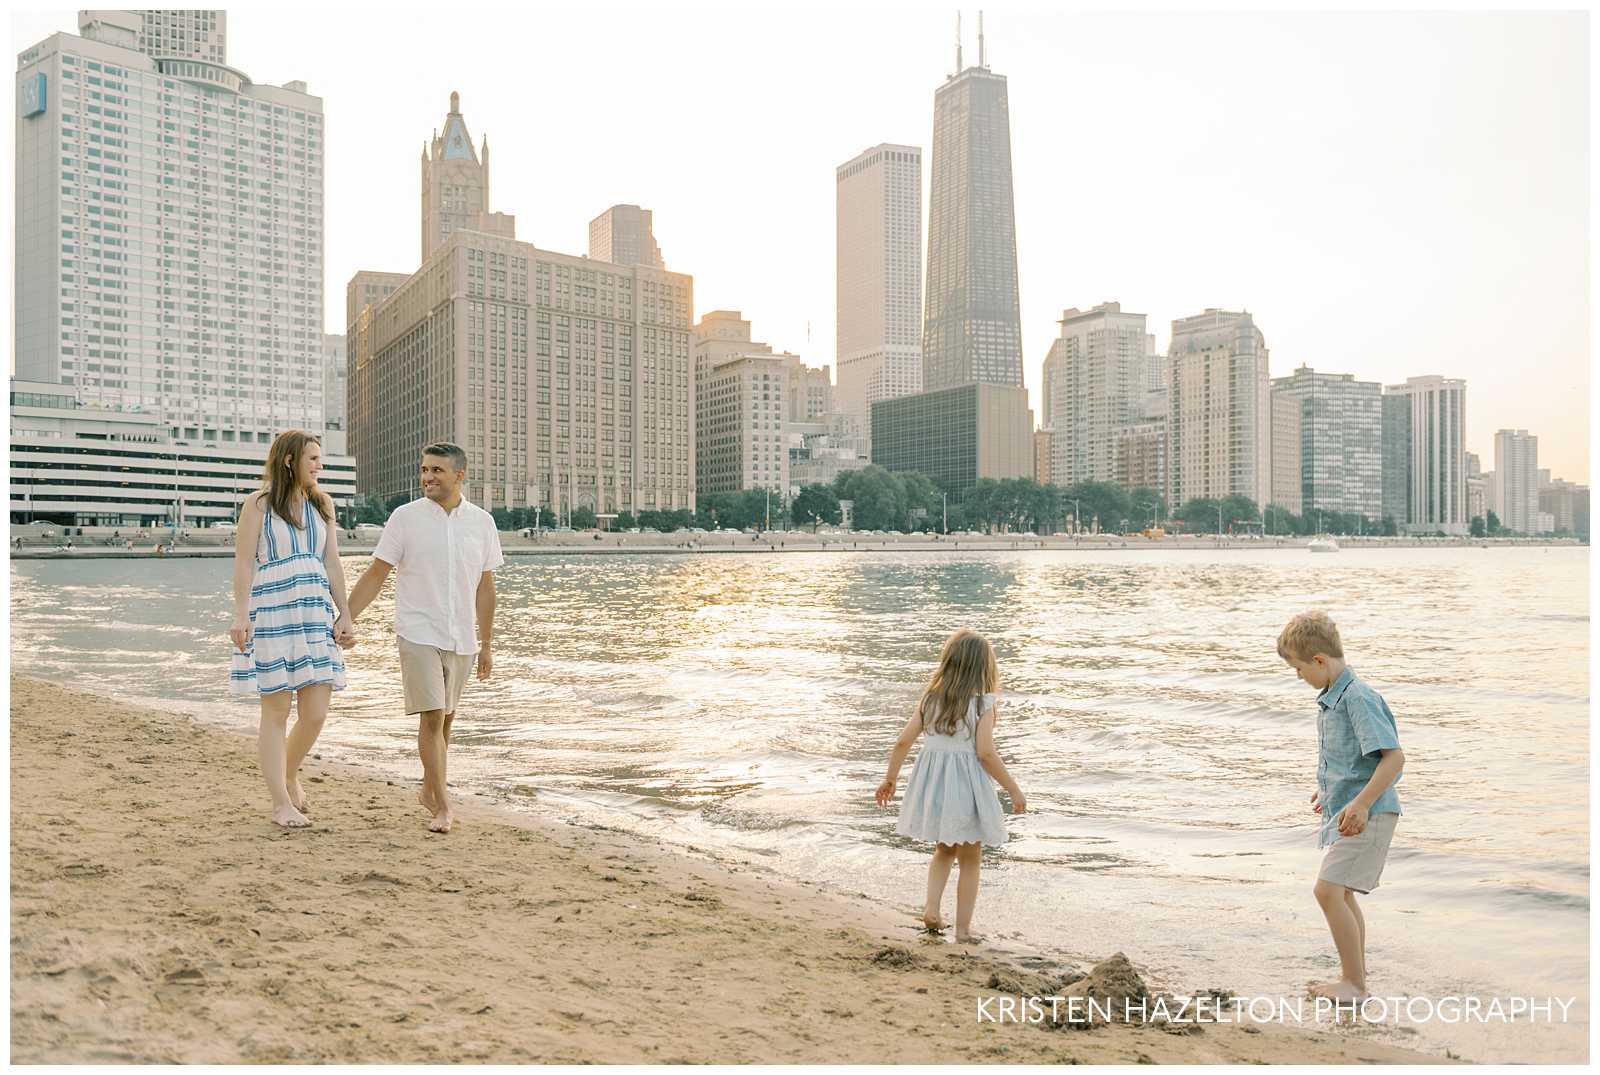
397,636,476,716
1318,811,1398,894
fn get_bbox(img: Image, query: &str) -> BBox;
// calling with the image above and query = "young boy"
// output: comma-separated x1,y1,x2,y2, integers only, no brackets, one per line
1277,610,1405,1003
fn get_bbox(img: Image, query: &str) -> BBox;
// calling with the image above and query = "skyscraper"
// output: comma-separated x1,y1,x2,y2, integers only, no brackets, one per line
1493,429,1539,534
16,11,325,445
420,92,515,262
1271,365,1383,522
922,15,1022,392
1384,376,1467,535
1041,302,1149,486
589,204,665,269
836,144,923,434
1167,309,1271,509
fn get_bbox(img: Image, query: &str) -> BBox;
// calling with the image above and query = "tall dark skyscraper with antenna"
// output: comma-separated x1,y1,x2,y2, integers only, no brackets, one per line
922,12,1023,392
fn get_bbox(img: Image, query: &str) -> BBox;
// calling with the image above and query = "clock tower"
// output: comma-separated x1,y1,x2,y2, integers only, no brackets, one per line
420,91,516,261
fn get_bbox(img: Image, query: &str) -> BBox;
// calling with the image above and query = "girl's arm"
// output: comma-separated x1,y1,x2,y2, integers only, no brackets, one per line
320,494,354,645
874,712,924,806
975,703,1027,812
228,494,266,652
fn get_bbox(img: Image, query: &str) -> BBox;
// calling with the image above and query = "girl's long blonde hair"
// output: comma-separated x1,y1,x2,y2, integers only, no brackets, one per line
917,629,999,736
258,429,332,529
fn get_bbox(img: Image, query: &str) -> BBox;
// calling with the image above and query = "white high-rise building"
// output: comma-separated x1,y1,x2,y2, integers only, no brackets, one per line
1040,302,1149,486
1168,309,1271,509
836,144,922,435
1384,376,1468,535
16,11,325,447
1493,429,1539,534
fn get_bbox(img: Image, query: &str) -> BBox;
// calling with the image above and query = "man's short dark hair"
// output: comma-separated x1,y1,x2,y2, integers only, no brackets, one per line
421,442,468,471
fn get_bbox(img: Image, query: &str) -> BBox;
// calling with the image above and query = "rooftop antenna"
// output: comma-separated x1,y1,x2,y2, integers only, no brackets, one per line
978,10,986,67
956,11,963,73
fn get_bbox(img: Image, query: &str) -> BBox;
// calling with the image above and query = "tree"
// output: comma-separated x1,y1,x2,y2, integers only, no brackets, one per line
613,511,636,531
1130,487,1168,530
1469,515,1486,538
792,484,841,529
570,506,598,530
1486,510,1501,535
834,467,904,531
385,492,411,514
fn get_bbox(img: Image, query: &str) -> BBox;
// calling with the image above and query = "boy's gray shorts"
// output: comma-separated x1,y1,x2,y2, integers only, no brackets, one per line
1317,812,1398,894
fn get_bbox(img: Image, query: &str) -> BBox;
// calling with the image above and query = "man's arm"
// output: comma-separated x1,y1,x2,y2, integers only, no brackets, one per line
347,558,393,622
475,570,496,680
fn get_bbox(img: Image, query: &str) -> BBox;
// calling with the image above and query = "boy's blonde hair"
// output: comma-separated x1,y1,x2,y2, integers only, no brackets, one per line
1277,610,1344,662
918,629,999,737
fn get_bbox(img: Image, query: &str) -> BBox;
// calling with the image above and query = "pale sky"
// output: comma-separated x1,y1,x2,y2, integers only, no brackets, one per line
10,5,1591,481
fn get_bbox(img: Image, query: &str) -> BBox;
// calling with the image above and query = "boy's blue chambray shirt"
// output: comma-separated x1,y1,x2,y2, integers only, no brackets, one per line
1316,667,1402,848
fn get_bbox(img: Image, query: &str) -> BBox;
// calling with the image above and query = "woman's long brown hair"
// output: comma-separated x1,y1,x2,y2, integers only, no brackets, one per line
917,629,999,736
258,429,332,529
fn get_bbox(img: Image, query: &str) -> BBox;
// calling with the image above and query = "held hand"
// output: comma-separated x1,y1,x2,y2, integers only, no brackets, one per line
874,779,895,808
1336,803,1368,838
1010,792,1028,814
476,646,492,681
229,614,253,653
1310,790,1323,815
333,613,356,650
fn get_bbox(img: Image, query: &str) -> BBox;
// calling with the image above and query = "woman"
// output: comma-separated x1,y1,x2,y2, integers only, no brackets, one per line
228,430,354,827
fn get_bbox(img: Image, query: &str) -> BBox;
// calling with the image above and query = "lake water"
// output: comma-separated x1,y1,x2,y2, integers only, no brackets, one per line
8,547,1589,1062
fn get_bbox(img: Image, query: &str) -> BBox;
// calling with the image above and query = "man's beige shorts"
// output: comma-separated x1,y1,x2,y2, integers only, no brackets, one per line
1317,811,1398,894
397,636,476,716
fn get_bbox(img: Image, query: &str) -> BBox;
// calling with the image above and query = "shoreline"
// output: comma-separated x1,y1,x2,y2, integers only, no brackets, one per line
9,674,1445,1064
11,535,1584,560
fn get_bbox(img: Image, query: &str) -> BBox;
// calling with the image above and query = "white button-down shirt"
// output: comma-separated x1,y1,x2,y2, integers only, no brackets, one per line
372,496,505,655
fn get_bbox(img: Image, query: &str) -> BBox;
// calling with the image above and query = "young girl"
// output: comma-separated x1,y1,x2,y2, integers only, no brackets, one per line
228,430,354,827
875,628,1026,943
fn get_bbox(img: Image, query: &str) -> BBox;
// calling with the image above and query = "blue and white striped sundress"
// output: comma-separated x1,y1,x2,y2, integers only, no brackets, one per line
229,496,346,697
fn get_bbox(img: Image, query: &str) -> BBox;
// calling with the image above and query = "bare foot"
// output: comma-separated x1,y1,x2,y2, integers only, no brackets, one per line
272,803,311,828
955,932,985,945
417,788,438,815
921,910,946,933
1308,979,1367,1002
427,810,453,834
287,776,310,815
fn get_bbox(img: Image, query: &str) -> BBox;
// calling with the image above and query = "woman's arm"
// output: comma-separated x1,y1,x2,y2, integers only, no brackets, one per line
320,494,354,645
229,494,266,652
875,711,925,806
975,704,1026,812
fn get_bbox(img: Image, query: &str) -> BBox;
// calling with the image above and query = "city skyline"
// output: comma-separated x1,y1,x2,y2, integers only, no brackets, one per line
9,7,1588,481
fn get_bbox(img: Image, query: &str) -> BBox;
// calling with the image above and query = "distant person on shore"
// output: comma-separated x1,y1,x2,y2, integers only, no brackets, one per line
228,430,355,828
347,442,503,834
875,629,1026,943
1278,611,1404,1003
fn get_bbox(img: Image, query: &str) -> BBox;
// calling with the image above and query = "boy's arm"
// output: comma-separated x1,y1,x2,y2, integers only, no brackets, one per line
1337,748,1405,835
875,712,924,806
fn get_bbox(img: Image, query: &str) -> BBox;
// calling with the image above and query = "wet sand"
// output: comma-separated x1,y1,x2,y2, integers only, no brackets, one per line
10,675,1440,1064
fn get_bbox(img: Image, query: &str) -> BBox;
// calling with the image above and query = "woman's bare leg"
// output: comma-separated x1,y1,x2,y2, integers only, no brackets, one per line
257,692,307,827
285,683,330,813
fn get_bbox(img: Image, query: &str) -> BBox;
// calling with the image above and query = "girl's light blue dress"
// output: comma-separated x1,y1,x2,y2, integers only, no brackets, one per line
895,692,1007,847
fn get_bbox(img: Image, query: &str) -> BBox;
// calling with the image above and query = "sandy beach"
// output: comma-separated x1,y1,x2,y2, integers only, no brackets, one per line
10,674,1442,1064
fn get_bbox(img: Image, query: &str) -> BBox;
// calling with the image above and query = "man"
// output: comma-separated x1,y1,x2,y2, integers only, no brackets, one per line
348,443,504,833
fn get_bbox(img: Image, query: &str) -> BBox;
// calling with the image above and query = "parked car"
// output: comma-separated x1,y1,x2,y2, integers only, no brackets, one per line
354,523,384,535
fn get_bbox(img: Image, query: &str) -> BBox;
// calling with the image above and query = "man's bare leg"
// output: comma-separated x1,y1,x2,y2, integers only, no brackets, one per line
1309,879,1367,1000
418,709,451,832
285,683,330,814
257,692,308,827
